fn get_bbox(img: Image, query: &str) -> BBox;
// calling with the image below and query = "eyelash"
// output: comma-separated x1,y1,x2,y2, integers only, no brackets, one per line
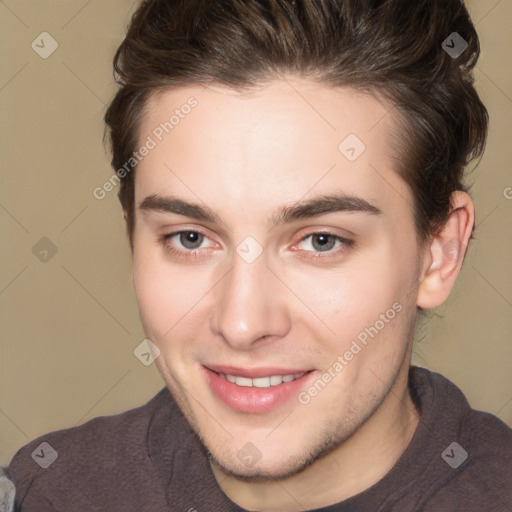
159,230,354,261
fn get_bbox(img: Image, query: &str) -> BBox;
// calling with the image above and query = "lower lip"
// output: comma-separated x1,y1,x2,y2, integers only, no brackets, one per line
203,366,315,414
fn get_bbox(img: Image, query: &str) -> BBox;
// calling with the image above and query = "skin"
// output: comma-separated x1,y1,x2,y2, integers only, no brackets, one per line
129,77,474,511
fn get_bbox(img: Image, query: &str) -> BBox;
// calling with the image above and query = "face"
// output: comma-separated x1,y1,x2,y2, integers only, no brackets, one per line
132,78,423,479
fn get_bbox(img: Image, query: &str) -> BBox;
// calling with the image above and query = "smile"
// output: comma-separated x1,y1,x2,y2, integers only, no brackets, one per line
202,365,316,413
218,372,306,388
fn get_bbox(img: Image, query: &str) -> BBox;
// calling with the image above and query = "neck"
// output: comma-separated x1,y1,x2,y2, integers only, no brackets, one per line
210,363,420,512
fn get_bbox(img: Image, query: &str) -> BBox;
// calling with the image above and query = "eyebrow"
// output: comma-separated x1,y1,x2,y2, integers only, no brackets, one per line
138,193,382,227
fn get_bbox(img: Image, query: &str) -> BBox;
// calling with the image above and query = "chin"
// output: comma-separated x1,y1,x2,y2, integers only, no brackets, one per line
211,453,313,482
206,424,353,483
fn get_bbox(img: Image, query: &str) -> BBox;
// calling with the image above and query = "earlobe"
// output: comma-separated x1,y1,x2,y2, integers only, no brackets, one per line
417,191,474,309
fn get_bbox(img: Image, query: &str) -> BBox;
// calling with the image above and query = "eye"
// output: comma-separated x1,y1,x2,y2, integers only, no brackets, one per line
159,229,353,261
172,231,207,250
160,230,215,259
295,232,354,256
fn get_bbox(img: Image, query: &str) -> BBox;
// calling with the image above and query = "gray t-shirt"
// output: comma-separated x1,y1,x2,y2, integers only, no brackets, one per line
3,366,512,511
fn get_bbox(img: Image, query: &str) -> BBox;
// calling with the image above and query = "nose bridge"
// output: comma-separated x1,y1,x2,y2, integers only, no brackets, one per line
210,249,290,349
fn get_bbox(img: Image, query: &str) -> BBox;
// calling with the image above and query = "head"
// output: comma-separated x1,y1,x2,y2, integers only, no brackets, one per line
104,0,487,479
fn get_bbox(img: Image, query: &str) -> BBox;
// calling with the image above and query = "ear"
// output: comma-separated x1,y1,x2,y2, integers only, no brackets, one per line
416,191,474,309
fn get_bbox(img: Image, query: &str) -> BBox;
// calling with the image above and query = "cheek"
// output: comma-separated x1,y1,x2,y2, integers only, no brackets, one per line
132,243,217,346
132,247,184,336
292,254,404,323
289,245,416,355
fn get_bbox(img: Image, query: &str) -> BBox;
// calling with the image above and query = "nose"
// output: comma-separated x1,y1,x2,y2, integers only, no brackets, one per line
210,250,291,350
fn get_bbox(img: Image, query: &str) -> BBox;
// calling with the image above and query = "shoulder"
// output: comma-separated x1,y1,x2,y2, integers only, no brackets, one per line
415,366,512,452
410,367,512,511
457,402,512,503
426,411,512,511
2,387,172,511
7,386,170,468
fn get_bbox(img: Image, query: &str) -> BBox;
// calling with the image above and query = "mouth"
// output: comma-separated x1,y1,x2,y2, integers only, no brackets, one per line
218,371,306,388
202,364,315,414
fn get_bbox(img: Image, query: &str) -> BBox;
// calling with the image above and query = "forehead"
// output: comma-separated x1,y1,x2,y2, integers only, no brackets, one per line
141,78,397,156
135,78,411,225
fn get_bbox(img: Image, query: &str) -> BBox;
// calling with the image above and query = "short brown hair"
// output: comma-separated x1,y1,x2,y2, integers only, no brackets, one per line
104,0,488,248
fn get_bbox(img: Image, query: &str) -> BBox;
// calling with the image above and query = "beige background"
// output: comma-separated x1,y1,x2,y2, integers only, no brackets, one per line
1,0,511,466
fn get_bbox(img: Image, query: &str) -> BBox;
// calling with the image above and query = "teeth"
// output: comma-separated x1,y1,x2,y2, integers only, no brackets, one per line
219,372,306,387
270,375,283,386
253,377,271,388
235,376,253,387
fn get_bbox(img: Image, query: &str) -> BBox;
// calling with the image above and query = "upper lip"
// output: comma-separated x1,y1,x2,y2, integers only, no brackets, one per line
204,364,312,379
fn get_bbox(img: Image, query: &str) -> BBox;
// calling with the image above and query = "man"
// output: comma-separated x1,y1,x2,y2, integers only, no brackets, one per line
3,0,512,510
